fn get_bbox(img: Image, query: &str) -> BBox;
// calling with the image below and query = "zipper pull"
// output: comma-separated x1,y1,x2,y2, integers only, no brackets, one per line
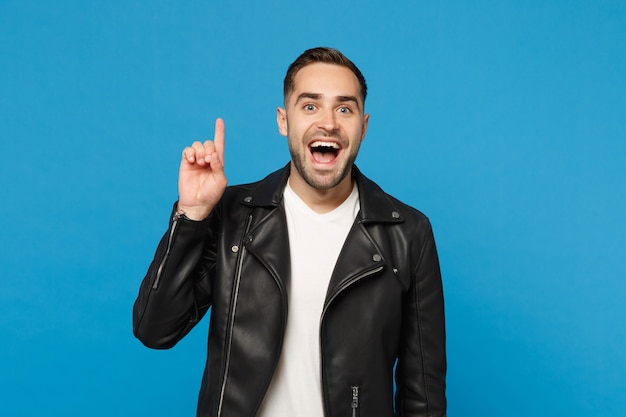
351,385,359,416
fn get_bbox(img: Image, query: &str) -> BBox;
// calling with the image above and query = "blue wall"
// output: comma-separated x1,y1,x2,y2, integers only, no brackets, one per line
1,1,624,415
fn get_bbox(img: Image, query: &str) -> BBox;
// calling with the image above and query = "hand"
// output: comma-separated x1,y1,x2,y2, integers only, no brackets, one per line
177,118,228,220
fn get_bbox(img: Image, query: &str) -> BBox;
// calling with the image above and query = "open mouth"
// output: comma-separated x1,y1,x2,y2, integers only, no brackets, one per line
309,140,341,164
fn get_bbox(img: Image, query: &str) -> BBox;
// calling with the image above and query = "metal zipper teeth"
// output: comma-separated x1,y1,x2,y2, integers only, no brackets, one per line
319,265,383,416
152,215,180,290
217,214,254,417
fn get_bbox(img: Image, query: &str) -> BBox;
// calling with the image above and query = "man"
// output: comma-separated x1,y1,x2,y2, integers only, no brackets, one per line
133,47,446,417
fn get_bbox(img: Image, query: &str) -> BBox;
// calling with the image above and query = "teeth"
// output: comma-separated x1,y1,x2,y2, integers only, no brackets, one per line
310,141,339,149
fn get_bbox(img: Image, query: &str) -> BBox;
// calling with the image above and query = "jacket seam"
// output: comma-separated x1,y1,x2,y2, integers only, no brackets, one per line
411,221,433,416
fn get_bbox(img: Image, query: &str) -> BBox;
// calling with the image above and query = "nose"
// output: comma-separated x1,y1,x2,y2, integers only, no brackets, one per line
317,108,338,133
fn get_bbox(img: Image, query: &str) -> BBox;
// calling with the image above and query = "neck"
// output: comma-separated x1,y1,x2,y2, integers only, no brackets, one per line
287,165,355,214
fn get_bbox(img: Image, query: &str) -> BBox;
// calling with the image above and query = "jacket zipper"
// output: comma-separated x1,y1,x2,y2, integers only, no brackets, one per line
320,264,384,326
319,265,383,416
152,214,180,290
351,385,359,417
217,213,254,417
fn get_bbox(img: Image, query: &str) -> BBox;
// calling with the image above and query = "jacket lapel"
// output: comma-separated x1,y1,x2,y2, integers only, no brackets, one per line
324,222,384,304
239,165,292,292
244,205,291,293
324,167,405,306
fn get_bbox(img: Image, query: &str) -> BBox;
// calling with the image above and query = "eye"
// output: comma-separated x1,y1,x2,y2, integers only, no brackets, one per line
337,106,352,114
303,103,316,111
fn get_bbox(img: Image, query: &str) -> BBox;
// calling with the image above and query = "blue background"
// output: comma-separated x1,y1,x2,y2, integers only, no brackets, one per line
1,1,624,415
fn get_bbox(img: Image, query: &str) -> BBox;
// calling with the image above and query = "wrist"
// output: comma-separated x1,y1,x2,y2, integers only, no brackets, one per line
175,203,212,221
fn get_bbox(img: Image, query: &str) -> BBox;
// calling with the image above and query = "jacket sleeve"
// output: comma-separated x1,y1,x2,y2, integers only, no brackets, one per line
395,220,447,417
132,204,219,349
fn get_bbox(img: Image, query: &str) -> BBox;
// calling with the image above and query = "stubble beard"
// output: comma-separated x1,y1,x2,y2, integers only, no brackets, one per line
288,134,359,191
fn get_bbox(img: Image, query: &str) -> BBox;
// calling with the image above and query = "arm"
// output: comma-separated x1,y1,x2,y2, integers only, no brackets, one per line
395,221,447,416
132,118,228,348
132,207,218,348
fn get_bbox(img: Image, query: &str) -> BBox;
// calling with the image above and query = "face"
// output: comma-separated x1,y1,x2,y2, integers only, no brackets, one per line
277,62,369,192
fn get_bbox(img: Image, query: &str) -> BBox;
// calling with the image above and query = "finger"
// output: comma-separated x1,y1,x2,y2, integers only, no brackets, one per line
182,143,202,164
202,140,217,163
208,145,224,174
214,118,225,166
182,147,194,163
191,141,209,165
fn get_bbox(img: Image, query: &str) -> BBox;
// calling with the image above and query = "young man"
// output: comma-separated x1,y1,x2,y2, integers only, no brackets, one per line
133,47,446,417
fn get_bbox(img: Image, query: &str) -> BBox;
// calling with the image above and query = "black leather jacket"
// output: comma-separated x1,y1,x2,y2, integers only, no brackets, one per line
133,165,446,417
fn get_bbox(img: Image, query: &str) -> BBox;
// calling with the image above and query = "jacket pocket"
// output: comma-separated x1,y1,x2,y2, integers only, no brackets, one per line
351,385,359,417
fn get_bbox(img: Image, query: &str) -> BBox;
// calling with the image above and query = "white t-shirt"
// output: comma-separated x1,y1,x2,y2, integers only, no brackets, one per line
257,181,360,417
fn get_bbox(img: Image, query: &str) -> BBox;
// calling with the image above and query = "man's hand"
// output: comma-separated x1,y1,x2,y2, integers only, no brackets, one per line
177,118,227,220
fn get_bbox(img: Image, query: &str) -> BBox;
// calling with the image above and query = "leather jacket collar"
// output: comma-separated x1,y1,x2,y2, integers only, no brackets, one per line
240,163,405,225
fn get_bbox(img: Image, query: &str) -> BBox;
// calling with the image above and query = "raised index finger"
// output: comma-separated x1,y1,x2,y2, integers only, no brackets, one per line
214,117,225,165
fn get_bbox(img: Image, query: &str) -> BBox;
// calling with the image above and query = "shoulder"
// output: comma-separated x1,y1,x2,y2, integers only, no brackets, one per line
355,166,432,231
220,164,290,208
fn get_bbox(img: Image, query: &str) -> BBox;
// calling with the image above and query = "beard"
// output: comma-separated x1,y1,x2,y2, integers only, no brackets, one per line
288,134,360,191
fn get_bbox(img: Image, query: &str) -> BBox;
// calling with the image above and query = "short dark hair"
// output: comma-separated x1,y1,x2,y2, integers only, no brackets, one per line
283,47,368,104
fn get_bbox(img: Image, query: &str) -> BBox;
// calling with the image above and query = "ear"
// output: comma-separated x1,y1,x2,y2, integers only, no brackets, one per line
361,113,370,140
277,107,288,136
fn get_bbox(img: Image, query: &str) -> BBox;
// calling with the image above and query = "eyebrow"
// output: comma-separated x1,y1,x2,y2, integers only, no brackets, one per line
294,92,362,110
